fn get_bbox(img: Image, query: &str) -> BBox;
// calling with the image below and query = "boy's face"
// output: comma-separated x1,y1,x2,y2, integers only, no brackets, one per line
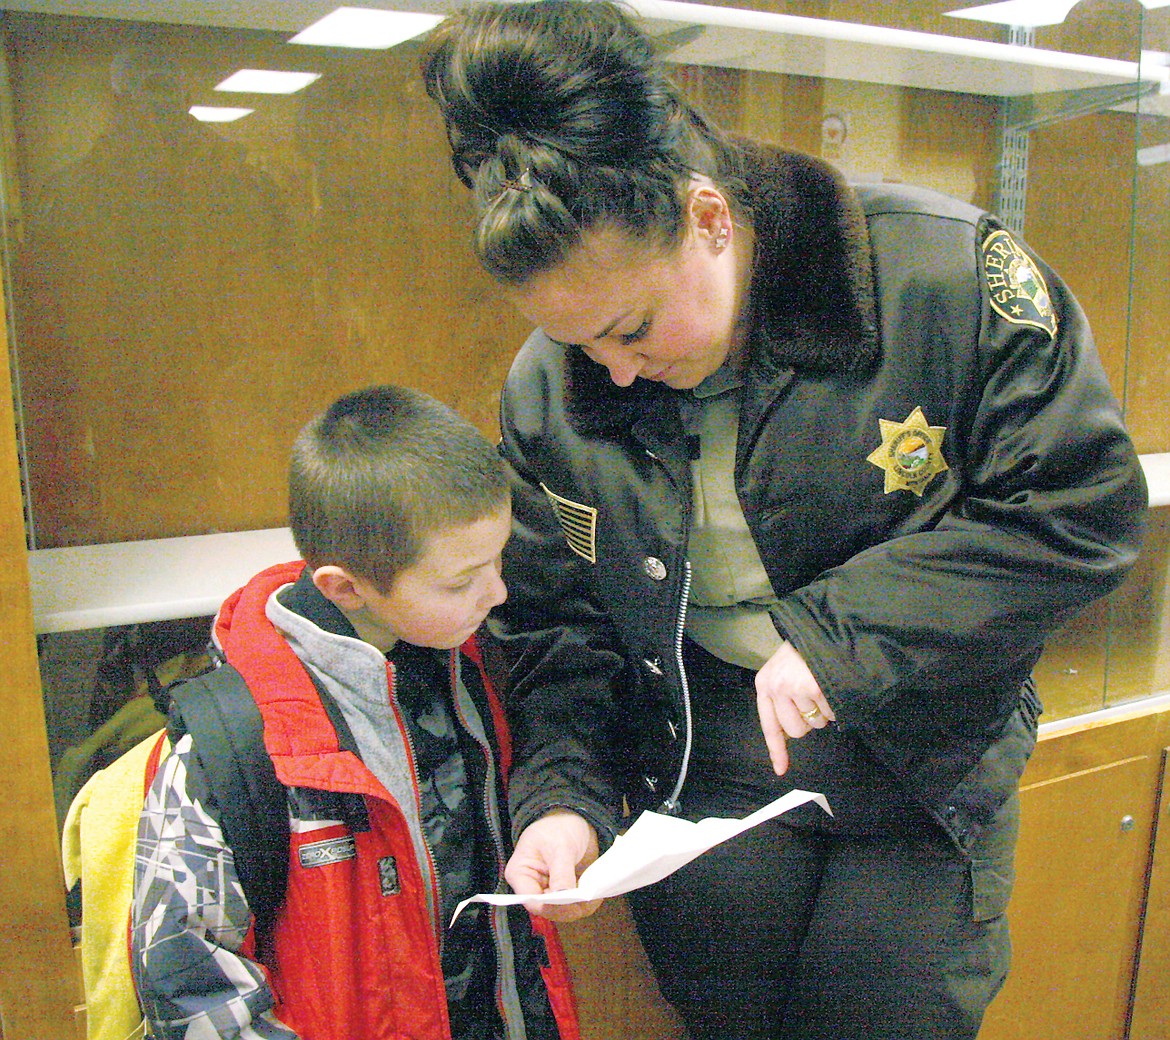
354,502,511,651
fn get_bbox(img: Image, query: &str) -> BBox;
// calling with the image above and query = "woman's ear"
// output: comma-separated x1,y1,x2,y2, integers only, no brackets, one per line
688,184,733,253
311,564,366,611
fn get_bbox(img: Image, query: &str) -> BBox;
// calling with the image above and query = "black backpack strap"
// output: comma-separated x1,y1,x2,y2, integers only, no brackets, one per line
167,662,289,940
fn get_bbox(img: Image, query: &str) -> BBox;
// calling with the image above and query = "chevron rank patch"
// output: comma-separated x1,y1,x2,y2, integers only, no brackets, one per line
982,229,1057,339
867,406,949,496
540,482,598,563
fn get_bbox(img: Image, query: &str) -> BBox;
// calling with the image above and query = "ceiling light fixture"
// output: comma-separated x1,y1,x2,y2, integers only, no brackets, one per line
290,7,445,49
214,69,320,94
189,106,254,123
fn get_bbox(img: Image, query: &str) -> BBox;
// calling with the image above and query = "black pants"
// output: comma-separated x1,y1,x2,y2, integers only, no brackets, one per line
626,642,1019,1040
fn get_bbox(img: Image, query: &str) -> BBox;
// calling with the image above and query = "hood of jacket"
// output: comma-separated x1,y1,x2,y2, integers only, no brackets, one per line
211,560,356,768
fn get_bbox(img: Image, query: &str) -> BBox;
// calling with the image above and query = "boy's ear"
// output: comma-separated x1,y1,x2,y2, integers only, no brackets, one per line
311,565,366,611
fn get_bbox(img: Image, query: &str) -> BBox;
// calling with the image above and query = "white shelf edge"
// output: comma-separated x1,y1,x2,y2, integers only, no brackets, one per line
28,527,299,634
1037,688,1170,739
25,453,1167,636
4,0,1166,99
631,0,1170,96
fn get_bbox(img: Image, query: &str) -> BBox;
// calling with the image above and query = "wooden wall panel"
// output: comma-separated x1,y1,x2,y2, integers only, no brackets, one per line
3,12,529,549
558,898,685,1040
0,8,1016,553
1129,748,1170,1040
1030,512,1170,719
1129,0,1170,458
980,755,1157,1039
979,709,1170,1040
1022,110,1138,398
0,294,76,1036
1106,511,1170,707
1132,1,1170,453
1127,143,1170,457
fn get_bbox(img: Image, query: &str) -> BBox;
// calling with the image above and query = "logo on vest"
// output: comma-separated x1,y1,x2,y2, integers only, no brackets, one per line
866,406,949,496
299,834,356,869
378,856,400,897
982,229,1057,338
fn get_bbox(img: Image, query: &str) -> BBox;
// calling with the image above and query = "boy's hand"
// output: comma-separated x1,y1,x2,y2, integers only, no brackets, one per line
505,810,602,922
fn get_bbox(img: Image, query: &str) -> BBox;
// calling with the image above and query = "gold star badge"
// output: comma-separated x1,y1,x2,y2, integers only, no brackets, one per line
866,407,948,496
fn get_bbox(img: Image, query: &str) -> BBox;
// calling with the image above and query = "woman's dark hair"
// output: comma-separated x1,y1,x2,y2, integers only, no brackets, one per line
422,0,744,285
289,385,508,593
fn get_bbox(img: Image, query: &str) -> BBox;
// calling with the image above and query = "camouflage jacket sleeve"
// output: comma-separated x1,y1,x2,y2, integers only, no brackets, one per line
130,734,297,1040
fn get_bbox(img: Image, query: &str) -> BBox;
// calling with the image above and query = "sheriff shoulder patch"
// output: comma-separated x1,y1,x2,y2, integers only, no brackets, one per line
981,228,1057,339
866,406,949,496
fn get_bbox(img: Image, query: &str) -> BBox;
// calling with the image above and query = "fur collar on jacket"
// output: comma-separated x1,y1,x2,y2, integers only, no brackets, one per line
557,142,879,435
737,139,878,375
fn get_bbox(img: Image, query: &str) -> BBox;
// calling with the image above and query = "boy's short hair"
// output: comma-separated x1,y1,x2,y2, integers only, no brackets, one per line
289,385,509,592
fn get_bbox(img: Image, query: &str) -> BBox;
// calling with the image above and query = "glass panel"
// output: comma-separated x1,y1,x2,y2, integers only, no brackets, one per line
1002,0,1143,717
1,8,527,549
1103,0,1170,711
1107,510,1170,705
1,0,1164,753
1132,3,1170,457
41,616,212,831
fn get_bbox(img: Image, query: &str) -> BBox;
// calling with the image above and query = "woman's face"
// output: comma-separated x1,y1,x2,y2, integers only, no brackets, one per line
508,193,748,390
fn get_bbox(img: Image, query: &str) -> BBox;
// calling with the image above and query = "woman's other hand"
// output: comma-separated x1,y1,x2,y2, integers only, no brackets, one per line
755,640,835,776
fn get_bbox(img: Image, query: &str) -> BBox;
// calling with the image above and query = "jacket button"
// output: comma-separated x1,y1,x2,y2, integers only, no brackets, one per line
643,657,664,676
643,557,667,580
643,775,659,792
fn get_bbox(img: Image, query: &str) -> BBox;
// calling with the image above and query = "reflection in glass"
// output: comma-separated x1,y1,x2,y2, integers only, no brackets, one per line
0,2,1165,741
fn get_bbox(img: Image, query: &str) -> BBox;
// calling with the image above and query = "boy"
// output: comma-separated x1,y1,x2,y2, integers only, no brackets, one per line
131,385,577,1040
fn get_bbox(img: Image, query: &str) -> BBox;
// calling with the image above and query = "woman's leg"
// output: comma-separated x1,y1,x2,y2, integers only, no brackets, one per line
627,817,826,1040
780,793,1018,1040
639,642,1020,1037
628,793,1017,1040
629,641,826,1038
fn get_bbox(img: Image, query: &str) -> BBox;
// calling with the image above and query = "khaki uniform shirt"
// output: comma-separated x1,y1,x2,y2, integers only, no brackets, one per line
682,366,783,672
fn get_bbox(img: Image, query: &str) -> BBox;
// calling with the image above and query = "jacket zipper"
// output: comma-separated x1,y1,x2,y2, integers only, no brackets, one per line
446,651,509,904
448,656,508,877
448,652,527,1040
661,560,693,814
639,441,695,816
387,659,444,949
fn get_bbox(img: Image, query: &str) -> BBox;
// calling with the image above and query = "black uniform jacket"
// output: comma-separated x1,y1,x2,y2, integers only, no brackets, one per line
487,142,1148,855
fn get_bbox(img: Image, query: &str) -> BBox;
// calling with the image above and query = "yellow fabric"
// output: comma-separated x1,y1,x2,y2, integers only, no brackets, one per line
61,729,169,1040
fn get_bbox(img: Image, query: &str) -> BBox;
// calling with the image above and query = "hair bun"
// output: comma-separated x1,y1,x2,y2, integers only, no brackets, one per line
423,0,738,285
425,0,673,184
